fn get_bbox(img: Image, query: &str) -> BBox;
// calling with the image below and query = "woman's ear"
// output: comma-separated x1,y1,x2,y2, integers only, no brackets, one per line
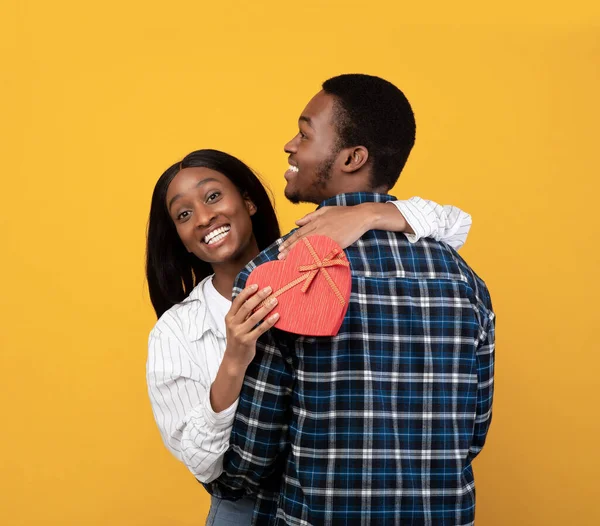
245,198,257,216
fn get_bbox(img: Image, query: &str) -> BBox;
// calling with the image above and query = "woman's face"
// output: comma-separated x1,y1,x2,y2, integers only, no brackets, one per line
166,167,258,267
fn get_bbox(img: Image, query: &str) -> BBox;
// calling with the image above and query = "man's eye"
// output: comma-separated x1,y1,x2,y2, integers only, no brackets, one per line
299,131,307,139
207,192,221,202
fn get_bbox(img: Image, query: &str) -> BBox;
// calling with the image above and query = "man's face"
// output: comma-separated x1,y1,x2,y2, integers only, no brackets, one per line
283,91,341,204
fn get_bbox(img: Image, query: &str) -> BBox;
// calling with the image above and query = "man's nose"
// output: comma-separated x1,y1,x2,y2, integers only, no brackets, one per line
284,134,298,154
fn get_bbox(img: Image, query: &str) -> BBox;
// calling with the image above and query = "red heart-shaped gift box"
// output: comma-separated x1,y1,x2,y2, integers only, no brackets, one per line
246,235,352,336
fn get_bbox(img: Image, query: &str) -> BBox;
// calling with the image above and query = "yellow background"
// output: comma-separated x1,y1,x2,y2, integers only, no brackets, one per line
1,1,599,524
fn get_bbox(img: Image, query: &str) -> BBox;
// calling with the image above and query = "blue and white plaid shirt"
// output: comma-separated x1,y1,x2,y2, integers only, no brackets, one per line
207,193,495,526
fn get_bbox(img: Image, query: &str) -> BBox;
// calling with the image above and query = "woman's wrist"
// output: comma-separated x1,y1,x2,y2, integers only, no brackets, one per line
210,353,247,413
221,349,250,377
368,202,412,233
359,202,384,232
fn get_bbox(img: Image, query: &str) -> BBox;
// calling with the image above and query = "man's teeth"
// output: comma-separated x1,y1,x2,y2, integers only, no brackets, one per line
288,165,299,173
204,226,231,244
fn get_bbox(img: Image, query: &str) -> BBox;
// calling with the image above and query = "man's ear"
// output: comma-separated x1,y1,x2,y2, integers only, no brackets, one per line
245,197,257,216
340,146,369,173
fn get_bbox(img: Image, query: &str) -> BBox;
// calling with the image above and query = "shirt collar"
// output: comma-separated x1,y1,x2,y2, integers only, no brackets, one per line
316,192,397,209
186,275,225,341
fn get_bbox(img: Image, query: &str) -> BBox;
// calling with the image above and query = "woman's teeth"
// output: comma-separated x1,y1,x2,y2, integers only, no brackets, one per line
204,225,231,245
288,165,299,173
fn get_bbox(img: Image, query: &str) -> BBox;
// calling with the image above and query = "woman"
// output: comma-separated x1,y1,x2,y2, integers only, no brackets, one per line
146,149,471,525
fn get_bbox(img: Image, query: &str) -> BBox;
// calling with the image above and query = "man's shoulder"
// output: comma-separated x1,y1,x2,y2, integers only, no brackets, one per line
349,232,492,310
233,235,291,295
345,232,457,275
427,240,493,312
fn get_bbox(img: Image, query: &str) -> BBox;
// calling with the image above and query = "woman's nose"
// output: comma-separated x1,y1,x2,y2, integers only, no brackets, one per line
194,205,216,227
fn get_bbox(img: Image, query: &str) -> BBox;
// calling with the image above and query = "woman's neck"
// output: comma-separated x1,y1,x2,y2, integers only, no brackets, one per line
210,242,260,299
211,270,237,299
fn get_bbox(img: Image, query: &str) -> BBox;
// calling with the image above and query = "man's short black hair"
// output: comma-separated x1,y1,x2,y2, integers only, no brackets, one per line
322,74,416,190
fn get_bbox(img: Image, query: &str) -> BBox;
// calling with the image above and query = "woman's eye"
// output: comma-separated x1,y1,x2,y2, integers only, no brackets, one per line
299,131,307,139
177,210,191,221
207,192,221,202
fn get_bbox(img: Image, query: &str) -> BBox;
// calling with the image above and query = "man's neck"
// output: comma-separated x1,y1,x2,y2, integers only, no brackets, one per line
316,191,396,209
322,167,388,197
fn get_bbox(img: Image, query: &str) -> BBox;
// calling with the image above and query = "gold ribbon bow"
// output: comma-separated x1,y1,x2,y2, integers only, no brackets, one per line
262,237,350,308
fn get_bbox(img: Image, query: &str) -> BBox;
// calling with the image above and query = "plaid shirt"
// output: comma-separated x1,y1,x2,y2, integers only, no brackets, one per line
207,193,495,526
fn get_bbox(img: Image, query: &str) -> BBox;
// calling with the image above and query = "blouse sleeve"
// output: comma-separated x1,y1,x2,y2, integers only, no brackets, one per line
146,315,236,483
389,197,473,250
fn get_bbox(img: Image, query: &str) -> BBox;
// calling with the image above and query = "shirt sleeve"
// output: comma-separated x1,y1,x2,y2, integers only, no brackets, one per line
146,317,237,483
468,305,496,462
389,197,473,250
205,242,293,499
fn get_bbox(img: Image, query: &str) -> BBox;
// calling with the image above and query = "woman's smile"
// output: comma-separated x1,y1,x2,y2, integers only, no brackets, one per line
203,224,231,245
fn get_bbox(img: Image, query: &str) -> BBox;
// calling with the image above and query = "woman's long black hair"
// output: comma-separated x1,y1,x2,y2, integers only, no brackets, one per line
146,149,281,318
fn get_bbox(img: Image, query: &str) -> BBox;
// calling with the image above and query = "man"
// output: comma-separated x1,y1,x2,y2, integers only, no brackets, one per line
208,74,495,525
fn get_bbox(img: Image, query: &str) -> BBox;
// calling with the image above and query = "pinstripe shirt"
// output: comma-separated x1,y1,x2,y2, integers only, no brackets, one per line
207,193,495,526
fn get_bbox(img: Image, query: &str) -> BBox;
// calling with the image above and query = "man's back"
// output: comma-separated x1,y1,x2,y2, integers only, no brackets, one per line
214,193,495,526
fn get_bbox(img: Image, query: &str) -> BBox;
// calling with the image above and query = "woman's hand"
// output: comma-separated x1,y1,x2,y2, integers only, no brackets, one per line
223,284,279,371
210,284,279,413
278,203,411,260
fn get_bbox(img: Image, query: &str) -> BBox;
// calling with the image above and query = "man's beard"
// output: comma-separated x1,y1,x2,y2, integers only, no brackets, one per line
286,154,335,205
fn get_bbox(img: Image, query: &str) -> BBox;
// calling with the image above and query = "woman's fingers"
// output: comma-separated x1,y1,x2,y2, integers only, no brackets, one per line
277,225,316,260
278,209,329,258
233,285,273,322
295,208,324,227
229,283,259,317
278,229,302,256
241,295,279,332
249,310,280,339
